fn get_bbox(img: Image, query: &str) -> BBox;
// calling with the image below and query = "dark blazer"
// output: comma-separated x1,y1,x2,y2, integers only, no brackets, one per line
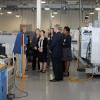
62,35,71,48
51,32,63,59
32,33,38,48
38,37,48,54
43,38,48,53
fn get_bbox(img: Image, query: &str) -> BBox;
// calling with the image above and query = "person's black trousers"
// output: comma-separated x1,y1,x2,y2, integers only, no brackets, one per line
62,61,65,73
52,58,63,81
32,50,40,70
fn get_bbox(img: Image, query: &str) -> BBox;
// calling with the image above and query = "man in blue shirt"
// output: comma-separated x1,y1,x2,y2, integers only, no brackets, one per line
13,28,28,77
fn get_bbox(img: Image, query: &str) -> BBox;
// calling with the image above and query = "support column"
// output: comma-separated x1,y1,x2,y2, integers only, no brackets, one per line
94,11,100,27
37,0,41,29
98,11,100,21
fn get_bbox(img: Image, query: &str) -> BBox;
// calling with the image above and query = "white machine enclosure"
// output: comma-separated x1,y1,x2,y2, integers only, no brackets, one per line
91,28,100,65
81,27,100,74
81,27,92,59
71,30,79,58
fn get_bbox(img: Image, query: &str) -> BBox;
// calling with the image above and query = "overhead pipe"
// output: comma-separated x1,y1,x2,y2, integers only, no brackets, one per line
0,4,95,10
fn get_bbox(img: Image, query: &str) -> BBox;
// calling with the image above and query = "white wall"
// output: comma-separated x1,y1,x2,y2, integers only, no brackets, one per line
51,10,80,28
0,9,97,32
0,10,36,32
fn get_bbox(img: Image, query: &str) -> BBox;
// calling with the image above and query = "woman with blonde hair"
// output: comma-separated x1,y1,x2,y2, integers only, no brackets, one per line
38,30,48,73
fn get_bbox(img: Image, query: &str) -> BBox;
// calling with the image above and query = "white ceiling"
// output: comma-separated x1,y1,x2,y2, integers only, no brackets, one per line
0,0,97,10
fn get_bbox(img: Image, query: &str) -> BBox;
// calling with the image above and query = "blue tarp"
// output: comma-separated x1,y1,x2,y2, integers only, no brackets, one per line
13,32,28,54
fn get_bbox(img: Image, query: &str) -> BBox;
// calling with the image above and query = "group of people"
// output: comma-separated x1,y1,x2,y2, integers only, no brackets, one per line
31,24,72,82
32,29,48,73
13,24,72,82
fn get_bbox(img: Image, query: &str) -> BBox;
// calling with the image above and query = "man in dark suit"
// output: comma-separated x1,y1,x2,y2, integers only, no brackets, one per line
50,24,63,82
32,29,40,70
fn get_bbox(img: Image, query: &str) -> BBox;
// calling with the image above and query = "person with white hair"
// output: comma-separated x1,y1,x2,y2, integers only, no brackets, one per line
50,24,63,82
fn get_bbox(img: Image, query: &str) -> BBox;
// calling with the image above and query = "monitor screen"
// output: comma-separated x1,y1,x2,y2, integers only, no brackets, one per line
0,45,6,56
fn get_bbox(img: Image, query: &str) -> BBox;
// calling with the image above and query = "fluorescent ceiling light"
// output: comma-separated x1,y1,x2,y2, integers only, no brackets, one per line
15,15,21,18
44,6,50,10
51,15,55,18
41,0,46,4
32,8,35,11
53,11,58,15
95,3,100,11
0,8,1,10
0,12,3,15
85,15,89,18
85,15,89,19
89,12,94,15
95,7,100,11
63,6,66,10
7,11,12,14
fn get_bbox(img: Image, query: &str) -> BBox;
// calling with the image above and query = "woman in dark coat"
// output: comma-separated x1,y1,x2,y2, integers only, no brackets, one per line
38,30,48,73
62,26,72,76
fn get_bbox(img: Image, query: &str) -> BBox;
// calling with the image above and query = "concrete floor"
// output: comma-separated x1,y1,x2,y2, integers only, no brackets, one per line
14,62,100,100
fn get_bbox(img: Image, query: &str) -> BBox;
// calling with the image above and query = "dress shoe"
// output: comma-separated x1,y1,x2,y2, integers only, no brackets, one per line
49,79,57,82
50,79,63,82
64,72,69,77
42,70,46,73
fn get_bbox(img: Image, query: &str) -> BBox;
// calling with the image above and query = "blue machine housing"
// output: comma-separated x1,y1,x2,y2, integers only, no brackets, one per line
0,68,7,100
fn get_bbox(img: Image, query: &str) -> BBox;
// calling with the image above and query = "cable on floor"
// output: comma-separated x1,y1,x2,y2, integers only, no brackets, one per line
14,83,28,99
13,56,29,99
66,60,94,83
7,77,29,100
